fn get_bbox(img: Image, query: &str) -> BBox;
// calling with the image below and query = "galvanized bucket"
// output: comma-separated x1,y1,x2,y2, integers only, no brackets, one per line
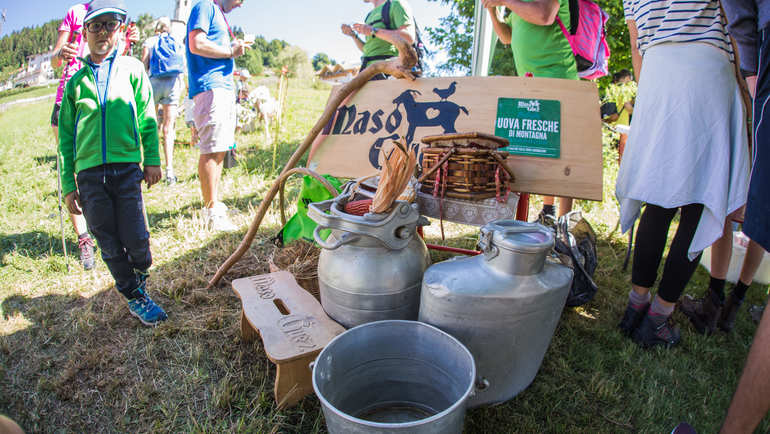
312,320,476,434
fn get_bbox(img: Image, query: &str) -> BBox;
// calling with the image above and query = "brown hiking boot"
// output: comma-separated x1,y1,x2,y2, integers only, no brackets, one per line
678,289,723,335
718,293,744,332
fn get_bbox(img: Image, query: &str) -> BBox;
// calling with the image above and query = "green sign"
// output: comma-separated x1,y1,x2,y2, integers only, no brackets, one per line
495,98,561,158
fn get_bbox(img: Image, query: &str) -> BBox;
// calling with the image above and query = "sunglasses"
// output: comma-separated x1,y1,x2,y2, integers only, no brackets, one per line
85,20,122,34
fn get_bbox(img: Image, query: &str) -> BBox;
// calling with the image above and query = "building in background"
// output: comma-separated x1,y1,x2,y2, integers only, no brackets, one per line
13,49,55,87
170,0,192,42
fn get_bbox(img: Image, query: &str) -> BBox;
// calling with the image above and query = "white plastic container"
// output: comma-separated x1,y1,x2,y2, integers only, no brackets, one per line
699,231,770,284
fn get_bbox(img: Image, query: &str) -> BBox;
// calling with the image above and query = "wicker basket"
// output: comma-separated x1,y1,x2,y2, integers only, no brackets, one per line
419,132,515,201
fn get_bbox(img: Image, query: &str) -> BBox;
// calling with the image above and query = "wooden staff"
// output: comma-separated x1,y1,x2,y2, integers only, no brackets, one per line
207,35,418,288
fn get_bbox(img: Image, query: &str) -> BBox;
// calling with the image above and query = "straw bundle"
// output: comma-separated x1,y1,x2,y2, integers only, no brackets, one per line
371,141,417,213
268,240,321,300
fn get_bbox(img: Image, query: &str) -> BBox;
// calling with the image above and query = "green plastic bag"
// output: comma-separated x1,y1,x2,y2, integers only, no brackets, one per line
278,175,342,245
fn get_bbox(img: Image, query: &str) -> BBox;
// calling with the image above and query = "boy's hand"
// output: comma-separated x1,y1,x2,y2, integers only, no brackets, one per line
59,42,79,64
64,191,83,215
144,166,162,188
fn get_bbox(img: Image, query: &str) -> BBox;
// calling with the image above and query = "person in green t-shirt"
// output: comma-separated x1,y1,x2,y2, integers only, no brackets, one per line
341,0,416,80
484,0,578,220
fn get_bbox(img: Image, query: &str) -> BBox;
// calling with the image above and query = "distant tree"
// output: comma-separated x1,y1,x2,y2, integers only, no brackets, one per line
312,53,336,71
235,47,264,76
276,45,313,79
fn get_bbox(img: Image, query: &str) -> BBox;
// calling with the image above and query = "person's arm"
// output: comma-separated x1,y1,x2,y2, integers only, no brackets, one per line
352,23,415,47
486,6,512,44
51,30,79,69
722,0,759,78
58,80,78,199
188,29,244,59
341,24,365,53
141,45,151,71
720,300,770,433
482,0,560,27
627,19,643,82
132,63,161,186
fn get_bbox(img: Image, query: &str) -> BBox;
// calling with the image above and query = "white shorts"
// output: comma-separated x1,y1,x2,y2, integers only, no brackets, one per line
193,88,236,154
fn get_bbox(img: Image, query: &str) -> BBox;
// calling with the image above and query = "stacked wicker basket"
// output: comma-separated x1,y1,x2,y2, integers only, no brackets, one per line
419,132,515,200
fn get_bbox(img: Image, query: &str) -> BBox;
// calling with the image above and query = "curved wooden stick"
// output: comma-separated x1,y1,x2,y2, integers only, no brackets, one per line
208,36,418,288
279,170,340,226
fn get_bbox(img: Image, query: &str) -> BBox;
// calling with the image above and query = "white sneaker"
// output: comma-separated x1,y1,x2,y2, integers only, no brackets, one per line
203,203,238,232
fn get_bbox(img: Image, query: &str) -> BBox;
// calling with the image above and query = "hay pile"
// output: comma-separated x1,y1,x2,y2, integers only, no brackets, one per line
269,240,321,300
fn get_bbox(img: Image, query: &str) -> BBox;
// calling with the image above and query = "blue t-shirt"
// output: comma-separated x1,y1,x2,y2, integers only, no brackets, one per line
186,0,234,98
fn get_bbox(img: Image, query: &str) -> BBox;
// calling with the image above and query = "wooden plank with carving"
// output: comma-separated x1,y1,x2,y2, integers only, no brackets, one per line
232,271,345,408
308,76,603,201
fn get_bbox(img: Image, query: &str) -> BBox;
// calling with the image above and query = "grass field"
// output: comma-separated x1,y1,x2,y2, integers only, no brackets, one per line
1,78,768,433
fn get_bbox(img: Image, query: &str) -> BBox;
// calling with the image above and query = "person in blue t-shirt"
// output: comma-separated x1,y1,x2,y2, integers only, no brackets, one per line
186,0,246,232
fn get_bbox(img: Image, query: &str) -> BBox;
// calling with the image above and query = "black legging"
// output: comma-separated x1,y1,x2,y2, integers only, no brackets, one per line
632,203,704,303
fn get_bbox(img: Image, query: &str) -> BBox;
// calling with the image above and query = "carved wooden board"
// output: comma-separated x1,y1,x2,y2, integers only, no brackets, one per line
308,76,603,201
232,271,344,363
232,271,346,408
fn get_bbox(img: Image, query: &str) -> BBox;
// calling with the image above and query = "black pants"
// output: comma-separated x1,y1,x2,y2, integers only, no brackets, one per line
744,25,770,252
77,163,151,299
631,203,704,303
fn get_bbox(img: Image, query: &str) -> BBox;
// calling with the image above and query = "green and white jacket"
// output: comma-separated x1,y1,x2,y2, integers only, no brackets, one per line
58,52,159,195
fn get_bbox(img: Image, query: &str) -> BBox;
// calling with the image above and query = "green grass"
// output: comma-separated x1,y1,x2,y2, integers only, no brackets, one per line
1,79,768,433
0,83,57,105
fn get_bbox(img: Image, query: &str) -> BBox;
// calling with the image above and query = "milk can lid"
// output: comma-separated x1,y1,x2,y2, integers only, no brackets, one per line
481,220,554,254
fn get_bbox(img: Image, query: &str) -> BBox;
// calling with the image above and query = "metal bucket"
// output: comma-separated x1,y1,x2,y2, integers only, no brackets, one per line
312,320,476,434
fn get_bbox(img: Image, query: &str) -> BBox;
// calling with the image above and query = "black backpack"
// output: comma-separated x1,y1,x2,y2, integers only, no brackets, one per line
379,0,427,75
552,211,599,307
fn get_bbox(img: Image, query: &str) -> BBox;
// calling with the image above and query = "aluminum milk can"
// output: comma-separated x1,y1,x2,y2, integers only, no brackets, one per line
308,194,430,329
418,220,573,407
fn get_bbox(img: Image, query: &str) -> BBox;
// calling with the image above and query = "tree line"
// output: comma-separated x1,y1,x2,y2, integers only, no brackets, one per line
0,19,61,80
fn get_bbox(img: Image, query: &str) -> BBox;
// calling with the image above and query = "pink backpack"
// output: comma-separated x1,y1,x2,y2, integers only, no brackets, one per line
556,0,611,80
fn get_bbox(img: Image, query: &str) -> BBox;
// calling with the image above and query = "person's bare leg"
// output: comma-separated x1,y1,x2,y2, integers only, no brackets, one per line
199,152,225,208
720,298,770,433
632,284,651,298
739,240,764,285
558,197,573,217
161,103,177,177
53,125,89,235
712,219,734,279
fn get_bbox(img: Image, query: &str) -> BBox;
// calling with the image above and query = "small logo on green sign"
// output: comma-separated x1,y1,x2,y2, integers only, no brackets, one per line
495,98,561,158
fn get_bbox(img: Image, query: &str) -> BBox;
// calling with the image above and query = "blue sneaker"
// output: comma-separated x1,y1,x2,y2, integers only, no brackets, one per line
127,280,168,326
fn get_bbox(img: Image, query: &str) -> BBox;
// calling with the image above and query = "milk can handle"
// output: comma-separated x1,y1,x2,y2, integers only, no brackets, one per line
313,226,360,250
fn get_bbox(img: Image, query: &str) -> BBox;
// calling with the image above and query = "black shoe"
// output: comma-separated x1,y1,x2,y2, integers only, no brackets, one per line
632,313,681,348
678,289,723,335
618,303,649,336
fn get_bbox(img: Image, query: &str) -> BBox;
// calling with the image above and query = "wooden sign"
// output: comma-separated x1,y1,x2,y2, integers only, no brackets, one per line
308,76,603,201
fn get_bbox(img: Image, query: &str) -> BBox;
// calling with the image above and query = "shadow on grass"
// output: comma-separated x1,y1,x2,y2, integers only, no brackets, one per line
0,225,329,433
3,206,768,433
0,231,78,265
33,154,57,167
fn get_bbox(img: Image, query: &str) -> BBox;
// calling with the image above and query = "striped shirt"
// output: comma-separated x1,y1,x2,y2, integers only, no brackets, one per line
623,0,734,60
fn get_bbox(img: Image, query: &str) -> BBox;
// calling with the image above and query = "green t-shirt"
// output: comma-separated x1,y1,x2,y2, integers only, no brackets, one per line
362,0,412,58
507,0,578,79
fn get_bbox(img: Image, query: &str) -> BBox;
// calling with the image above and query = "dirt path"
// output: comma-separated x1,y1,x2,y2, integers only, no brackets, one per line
0,93,55,112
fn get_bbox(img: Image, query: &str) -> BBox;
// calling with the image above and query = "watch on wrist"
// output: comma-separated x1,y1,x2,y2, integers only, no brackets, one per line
371,27,378,38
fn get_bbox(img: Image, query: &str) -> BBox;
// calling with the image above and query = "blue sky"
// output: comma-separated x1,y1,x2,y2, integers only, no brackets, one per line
1,0,454,64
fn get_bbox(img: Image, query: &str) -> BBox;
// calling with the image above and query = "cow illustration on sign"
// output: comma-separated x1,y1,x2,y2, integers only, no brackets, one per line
324,83,469,170
392,89,469,146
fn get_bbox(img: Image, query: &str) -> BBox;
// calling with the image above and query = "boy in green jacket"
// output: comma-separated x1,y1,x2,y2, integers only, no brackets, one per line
58,0,167,326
